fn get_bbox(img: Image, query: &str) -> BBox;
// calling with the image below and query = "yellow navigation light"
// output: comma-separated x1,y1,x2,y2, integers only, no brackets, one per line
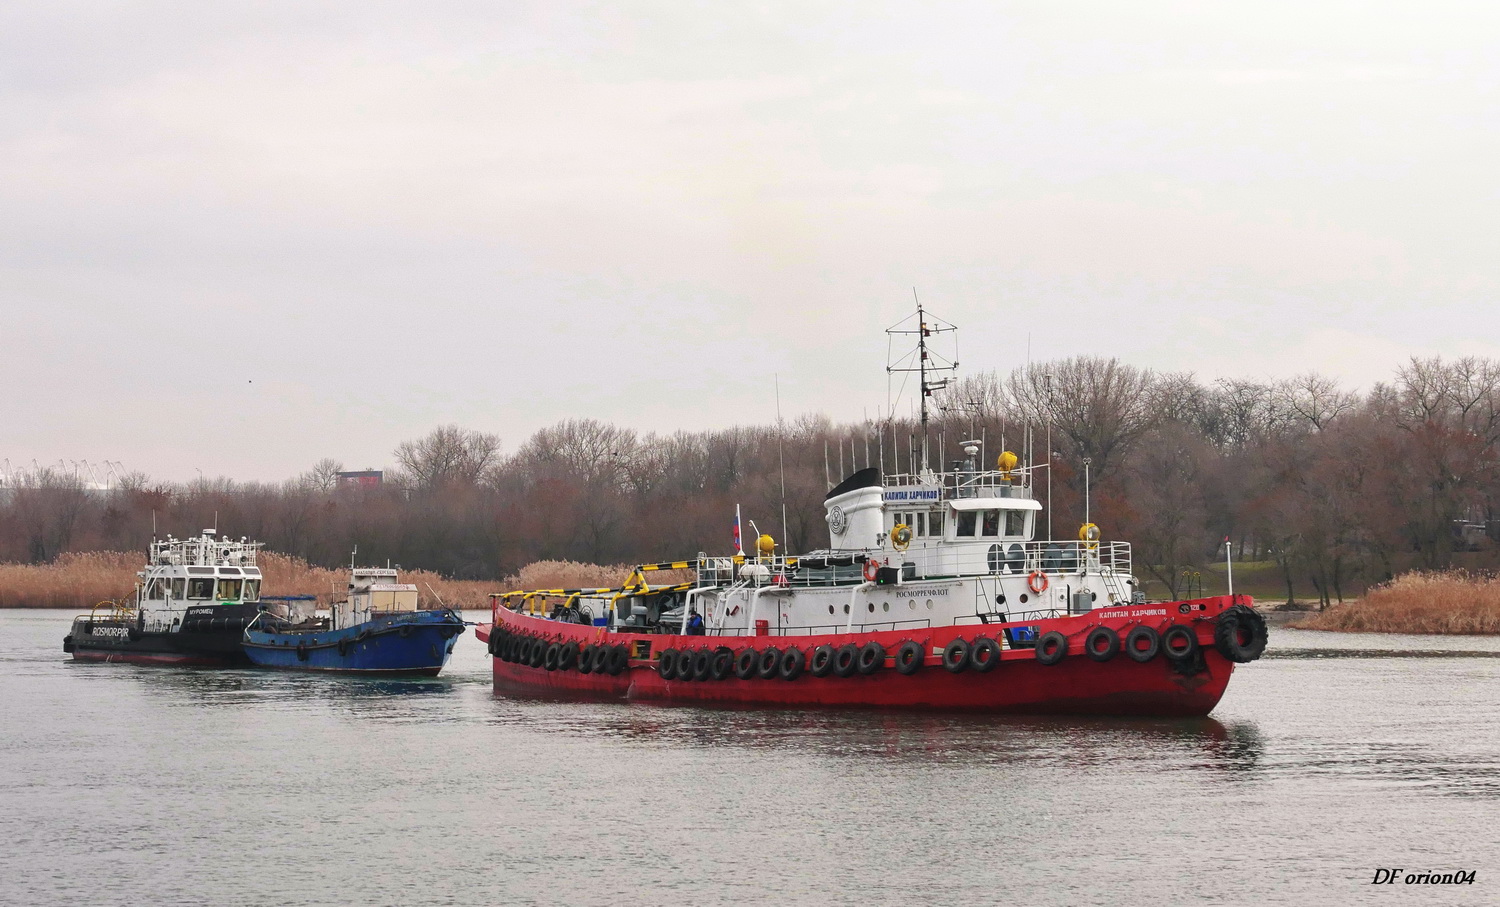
997,450,1018,479
757,534,776,556
1079,522,1100,551
891,524,913,551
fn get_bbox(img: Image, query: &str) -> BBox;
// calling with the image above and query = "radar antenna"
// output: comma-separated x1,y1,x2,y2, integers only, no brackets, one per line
887,292,959,467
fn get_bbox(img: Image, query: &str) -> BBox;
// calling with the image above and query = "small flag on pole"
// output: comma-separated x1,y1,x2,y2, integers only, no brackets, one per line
734,505,743,555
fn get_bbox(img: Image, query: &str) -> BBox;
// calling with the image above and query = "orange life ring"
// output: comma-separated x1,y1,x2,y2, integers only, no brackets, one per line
863,559,880,582
1027,571,1049,594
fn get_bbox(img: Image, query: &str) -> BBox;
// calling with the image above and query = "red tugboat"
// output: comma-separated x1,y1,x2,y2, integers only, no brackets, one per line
477,310,1267,716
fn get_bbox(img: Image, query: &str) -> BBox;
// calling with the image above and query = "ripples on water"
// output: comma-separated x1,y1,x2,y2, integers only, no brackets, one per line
2,610,1496,906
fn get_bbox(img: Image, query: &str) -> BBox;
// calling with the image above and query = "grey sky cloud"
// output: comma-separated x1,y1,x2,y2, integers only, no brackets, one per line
3,2,1498,481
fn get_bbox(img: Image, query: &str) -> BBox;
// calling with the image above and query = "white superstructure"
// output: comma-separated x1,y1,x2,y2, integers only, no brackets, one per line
648,442,1137,640
134,530,263,633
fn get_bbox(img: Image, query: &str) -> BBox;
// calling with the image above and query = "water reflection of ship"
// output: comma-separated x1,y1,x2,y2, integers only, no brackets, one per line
491,702,1265,774
112,662,464,713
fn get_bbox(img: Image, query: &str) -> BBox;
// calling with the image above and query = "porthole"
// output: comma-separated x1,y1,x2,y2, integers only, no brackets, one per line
995,594,1006,605
1020,593,1029,604
882,602,890,612
1090,591,1097,601
828,605,835,614
843,604,850,613
909,601,915,610
868,602,875,613
926,600,933,610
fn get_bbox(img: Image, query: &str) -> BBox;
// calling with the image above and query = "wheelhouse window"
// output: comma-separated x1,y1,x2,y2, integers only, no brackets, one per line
242,579,260,603
915,512,926,536
929,511,944,536
981,510,1001,537
187,578,215,600
216,579,243,601
146,578,167,599
1006,510,1027,536
171,578,186,600
956,510,977,537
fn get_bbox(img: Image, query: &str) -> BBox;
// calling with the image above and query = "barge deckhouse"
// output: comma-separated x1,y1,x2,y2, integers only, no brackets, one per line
63,530,264,667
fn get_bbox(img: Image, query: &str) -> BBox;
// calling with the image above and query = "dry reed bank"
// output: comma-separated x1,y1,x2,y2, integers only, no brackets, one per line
0,554,639,611
1291,571,1500,635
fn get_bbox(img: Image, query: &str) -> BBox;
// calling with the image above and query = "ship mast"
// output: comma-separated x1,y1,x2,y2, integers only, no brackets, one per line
886,294,958,470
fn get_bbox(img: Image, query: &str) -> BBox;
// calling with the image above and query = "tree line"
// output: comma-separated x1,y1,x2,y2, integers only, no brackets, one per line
5,355,1499,604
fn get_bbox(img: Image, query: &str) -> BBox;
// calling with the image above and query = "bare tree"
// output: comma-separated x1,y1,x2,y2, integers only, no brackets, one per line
300,458,345,493
9,468,91,562
1005,356,1158,481
394,425,502,489
1277,373,1357,431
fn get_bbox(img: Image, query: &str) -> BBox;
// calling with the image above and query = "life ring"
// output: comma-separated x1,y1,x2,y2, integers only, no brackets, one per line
863,559,880,582
890,524,912,552
1027,571,1049,594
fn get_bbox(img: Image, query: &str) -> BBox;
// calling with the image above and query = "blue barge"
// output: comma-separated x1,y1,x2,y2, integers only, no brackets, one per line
243,568,465,676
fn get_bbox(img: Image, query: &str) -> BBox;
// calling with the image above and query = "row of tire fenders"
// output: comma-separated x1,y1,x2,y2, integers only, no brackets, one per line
487,604,1269,681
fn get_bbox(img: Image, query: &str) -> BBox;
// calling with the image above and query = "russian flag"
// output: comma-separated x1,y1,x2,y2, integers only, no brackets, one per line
734,505,743,555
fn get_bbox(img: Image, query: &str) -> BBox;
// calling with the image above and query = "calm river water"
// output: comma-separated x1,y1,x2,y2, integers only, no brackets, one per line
2,609,1497,906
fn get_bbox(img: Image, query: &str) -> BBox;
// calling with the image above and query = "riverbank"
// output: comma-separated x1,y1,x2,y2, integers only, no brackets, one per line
1289,570,1500,635
0,554,636,611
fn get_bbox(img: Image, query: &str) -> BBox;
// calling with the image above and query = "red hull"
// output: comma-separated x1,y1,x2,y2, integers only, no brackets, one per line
70,649,233,668
481,596,1250,717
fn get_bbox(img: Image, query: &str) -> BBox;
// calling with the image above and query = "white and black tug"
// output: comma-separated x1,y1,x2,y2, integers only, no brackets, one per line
63,530,265,667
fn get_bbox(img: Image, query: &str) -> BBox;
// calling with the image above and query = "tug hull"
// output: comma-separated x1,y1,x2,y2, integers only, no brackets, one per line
480,596,1249,717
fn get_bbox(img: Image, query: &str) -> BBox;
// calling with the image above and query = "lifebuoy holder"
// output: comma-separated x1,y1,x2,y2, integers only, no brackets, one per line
1027,570,1049,594
863,558,880,582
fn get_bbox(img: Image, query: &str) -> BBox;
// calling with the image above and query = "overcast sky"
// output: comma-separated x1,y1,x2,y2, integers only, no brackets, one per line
3,2,1497,482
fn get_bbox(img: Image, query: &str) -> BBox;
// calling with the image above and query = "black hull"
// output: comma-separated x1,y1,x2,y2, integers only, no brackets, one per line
65,603,260,667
